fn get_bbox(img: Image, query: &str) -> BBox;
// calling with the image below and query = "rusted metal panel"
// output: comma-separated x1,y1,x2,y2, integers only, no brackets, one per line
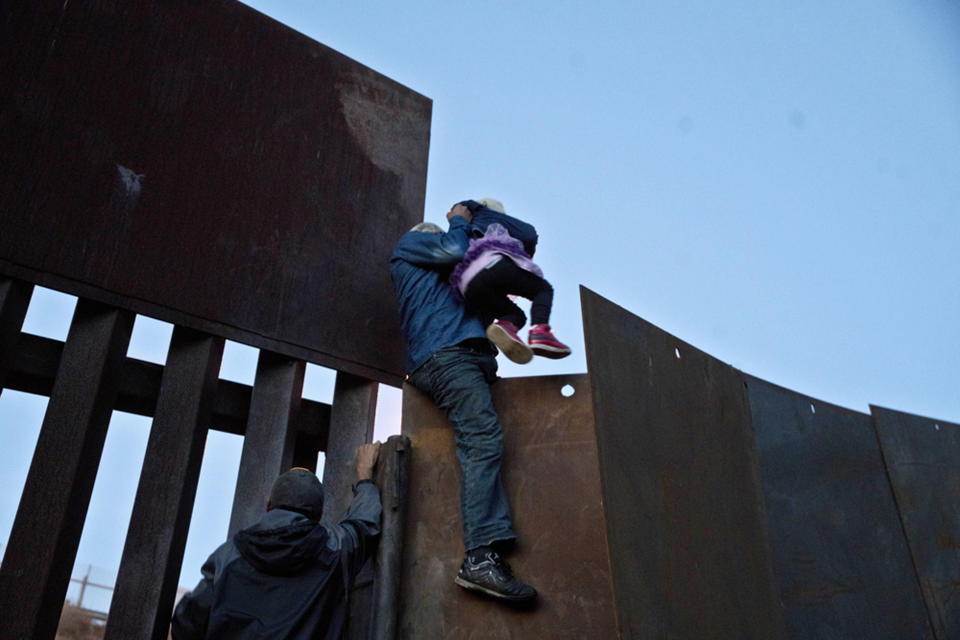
399,374,617,640
228,351,305,537
871,405,959,639
748,377,933,639
580,287,784,639
105,327,224,640
0,0,430,385
0,300,134,640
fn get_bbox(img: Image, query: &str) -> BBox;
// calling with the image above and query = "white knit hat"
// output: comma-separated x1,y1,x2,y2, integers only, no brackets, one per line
477,197,505,213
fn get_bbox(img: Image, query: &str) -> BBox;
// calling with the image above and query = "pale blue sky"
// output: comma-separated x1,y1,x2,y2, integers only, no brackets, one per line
1,0,958,609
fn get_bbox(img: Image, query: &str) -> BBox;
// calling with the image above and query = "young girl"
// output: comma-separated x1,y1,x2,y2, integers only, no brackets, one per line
449,197,570,364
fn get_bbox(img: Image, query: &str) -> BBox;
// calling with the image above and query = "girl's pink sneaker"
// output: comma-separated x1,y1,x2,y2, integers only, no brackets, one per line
486,320,533,364
528,324,571,359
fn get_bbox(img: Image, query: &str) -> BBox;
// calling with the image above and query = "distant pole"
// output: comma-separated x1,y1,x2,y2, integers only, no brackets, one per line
77,565,91,609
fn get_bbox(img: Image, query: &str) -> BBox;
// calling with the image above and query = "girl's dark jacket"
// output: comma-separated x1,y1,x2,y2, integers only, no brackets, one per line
460,199,538,257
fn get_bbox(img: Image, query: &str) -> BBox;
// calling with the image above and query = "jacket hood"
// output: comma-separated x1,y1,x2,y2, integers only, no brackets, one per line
233,509,333,576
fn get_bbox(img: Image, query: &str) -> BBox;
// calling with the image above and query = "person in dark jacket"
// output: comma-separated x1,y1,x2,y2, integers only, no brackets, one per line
170,442,382,639
390,204,536,604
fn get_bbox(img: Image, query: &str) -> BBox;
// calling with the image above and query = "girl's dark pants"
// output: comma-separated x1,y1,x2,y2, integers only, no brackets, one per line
464,258,553,329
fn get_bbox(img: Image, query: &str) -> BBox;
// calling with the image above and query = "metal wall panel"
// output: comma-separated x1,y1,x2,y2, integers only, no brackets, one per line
581,287,784,639
399,374,617,640
748,377,933,639
0,0,431,385
871,406,960,640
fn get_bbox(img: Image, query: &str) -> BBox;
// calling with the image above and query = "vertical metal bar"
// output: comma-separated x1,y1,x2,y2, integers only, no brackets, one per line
0,278,34,395
0,299,134,640
370,434,411,640
228,351,305,537
322,372,378,520
324,373,377,640
104,327,224,640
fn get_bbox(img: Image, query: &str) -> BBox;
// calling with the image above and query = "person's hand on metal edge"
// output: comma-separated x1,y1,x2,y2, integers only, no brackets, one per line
356,441,381,481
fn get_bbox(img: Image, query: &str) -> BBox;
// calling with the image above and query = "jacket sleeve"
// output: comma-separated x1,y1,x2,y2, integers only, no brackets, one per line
332,480,382,578
170,553,217,639
391,217,470,266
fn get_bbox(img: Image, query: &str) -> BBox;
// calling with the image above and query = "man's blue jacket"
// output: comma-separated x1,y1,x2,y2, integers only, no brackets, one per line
390,215,489,373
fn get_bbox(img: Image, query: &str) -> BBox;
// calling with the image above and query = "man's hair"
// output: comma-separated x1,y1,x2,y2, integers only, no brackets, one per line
409,221,444,234
269,467,324,520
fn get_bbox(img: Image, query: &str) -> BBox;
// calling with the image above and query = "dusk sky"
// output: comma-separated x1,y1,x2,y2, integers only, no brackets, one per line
1,0,958,610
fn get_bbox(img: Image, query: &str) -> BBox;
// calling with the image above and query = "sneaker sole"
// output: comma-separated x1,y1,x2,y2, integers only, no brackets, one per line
454,576,537,602
529,344,571,359
487,325,533,364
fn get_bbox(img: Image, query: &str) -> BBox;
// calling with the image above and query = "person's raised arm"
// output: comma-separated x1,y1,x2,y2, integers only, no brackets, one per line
336,442,382,555
170,554,216,639
391,205,474,266
355,441,380,482
446,203,473,224
326,442,383,589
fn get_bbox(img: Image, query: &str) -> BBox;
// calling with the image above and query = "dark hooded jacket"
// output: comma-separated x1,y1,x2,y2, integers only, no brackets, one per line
171,481,381,640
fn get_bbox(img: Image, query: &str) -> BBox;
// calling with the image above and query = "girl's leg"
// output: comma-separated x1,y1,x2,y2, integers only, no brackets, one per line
478,261,570,359
463,259,528,329
464,260,536,363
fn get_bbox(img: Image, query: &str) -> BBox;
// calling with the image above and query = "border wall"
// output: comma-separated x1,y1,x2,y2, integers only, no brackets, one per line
398,288,956,639
2,2,957,638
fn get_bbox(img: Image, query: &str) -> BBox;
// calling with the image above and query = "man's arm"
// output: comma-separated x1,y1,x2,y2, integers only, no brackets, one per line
391,208,473,266
355,440,380,483
333,442,383,575
170,553,217,639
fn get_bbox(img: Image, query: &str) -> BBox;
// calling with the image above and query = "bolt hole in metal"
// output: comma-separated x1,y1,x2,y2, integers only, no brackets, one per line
675,347,681,359
935,423,941,431
561,384,575,398
810,403,816,414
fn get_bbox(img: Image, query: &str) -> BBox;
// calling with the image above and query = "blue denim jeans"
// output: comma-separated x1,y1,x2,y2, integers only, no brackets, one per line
409,344,516,551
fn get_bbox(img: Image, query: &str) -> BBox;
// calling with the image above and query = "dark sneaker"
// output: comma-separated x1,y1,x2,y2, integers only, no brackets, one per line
486,320,533,364
455,550,537,603
528,324,571,359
